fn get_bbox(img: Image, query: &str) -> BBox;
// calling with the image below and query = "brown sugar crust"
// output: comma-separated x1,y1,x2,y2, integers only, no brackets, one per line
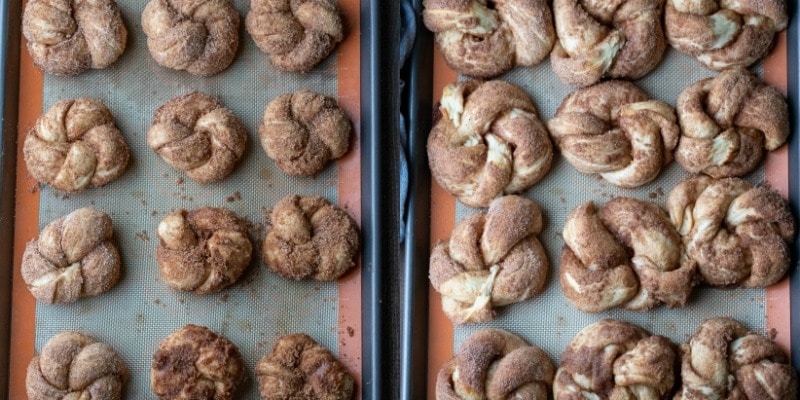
259,90,351,177
675,67,789,178
263,195,359,281
27,331,129,400
427,80,553,208
422,0,555,78
148,92,248,183
554,319,677,399
156,207,252,294
24,98,130,193
666,0,787,70
675,317,798,400
551,0,667,87
560,197,697,312
436,329,554,399
142,0,240,76
666,175,795,287
21,208,121,304
548,81,680,188
256,333,354,400
246,0,344,72
22,0,127,75
429,196,549,324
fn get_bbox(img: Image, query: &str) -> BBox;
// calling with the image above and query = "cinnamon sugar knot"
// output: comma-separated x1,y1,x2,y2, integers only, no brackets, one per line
676,318,798,400
667,176,795,288
548,81,680,188
256,334,354,400
560,198,697,312
436,329,555,400
554,319,677,400
675,67,789,178
551,0,667,87
24,98,130,193
422,0,555,78
148,92,248,183
246,0,344,72
429,196,549,324
21,208,121,304
27,332,129,400
427,80,553,208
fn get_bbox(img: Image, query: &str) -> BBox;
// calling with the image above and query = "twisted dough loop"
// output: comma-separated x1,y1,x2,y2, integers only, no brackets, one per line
560,198,697,312
437,329,554,400
666,0,788,70
667,176,794,287
27,332,129,400
21,208,121,304
24,98,130,193
422,0,555,78
246,0,344,72
675,67,789,178
676,318,798,400
142,0,240,76
430,196,549,324
148,92,247,183
554,319,676,400
548,81,680,188
551,0,667,87
256,334,354,400
428,80,553,208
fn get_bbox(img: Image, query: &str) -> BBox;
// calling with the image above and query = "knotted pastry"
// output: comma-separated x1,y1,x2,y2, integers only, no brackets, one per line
27,332,129,400
548,81,680,188
666,0,788,70
148,92,248,183
21,208,121,304
428,80,553,208
142,0,240,76
430,196,548,324
263,195,359,280
560,197,697,312
675,317,798,399
256,334,354,400
24,98,130,193
156,207,252,294
667,175,794,287
22,0,127,75
551,0,667,87
675,67,789,178
246,0,344,72
151,325,245,400
422,0,555,78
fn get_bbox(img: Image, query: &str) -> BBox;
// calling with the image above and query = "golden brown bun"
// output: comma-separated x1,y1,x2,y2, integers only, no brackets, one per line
436,329,554,400
21,208,121,304
26,331,129,400
22,0,127,75
256,333,354,400
560,198,697,312
667,175,794,287
246,0,344,72
24,98,130,193
422,0,555,78
554,319,677,400
551,0,667,87
142,0,240,76
430,196,549,324
151,325,245,400
427,80,553,208
548,81,680,188
263,195,359,281
148,92,248,183
675,67,789,178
